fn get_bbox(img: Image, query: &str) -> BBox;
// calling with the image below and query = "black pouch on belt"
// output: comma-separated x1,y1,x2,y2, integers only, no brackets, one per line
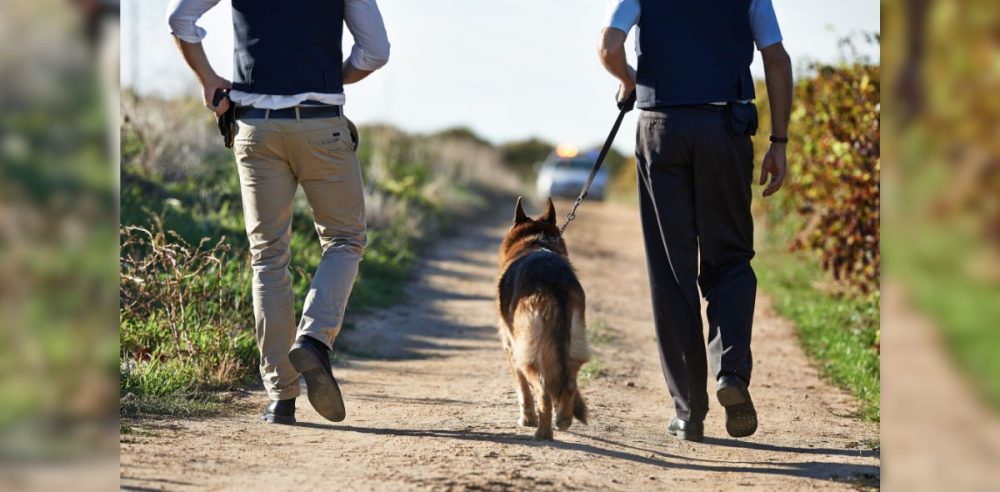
724,101,759,137
346,117,359,151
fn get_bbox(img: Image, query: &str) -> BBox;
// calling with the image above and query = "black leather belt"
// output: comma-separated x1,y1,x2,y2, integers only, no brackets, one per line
236,105,342,120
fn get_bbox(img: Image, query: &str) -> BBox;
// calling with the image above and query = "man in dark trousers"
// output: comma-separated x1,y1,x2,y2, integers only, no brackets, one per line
599,0,792,441
168,0,389,425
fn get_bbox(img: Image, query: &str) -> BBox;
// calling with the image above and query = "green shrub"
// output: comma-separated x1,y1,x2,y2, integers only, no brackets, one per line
752,58,880,294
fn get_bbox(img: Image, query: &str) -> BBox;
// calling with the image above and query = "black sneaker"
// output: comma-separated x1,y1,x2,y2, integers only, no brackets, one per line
262,398,296,425
717,374,758,438
667,417,704,442
288,335,346,422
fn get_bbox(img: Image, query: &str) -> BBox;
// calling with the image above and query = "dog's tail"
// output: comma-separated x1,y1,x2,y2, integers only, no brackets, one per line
548,287,573,400
546,287,590,424
573,389,588,424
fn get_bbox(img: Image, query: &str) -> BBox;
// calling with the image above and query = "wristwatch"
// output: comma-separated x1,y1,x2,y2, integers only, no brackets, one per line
770,135,789,144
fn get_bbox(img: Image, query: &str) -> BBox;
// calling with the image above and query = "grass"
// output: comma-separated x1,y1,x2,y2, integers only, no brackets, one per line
891,240,1000,412
755,250,881,422
883,166,1000,412
587,320,615,347
579,360,608,382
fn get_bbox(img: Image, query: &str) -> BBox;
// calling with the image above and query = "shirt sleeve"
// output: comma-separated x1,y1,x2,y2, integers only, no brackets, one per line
749,0,783,50
345,0,391,71
604,0,640,34
166,0,221,44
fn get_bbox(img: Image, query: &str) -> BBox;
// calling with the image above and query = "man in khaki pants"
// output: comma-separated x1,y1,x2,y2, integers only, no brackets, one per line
168,0,390,424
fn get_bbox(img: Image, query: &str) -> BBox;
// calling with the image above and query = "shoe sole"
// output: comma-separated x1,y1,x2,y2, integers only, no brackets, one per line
289,346,346,422
717,385,758,438
262,413,296,425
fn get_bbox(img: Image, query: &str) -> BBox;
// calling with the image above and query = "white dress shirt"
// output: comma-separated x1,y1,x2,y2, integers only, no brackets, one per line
167,0,390,109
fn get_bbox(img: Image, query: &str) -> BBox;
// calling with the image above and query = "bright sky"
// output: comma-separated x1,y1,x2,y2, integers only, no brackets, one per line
121,0,880,151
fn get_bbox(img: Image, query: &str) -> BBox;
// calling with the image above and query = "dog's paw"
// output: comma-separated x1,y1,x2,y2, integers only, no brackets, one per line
533,428,554,441
519,414,538,428
555,415,573,430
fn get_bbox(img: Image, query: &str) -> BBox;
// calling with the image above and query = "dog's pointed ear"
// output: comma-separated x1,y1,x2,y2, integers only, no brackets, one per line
514,196,529,224
541,197,557,225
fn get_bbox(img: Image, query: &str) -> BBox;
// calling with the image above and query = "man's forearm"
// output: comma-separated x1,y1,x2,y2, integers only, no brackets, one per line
173,36,229,114
758,43,792,197
762,44,793,138
598,28,634,86
173,37,219,84
342,61,373,85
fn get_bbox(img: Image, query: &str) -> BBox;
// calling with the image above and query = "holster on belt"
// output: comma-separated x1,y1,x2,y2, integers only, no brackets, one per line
724,101,759,137
346,116,359,151
213,88,237,148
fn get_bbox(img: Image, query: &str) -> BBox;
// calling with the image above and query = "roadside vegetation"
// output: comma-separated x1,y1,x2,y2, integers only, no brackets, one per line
751,41,881,421
119,93,518,420
881,0,1000,412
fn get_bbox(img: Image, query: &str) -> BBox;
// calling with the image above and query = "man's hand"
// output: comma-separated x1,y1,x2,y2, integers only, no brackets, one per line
618,66,636,102
202,75,232,116
760,143,787,197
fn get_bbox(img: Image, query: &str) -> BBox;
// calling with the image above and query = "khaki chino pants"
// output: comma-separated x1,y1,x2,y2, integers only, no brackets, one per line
234,114,365,401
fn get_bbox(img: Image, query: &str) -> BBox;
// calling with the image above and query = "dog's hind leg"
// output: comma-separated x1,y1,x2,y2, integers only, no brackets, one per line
533,380,554,441
553,291,589,431
515,370,537,427
568,295,590,425
504,345,537,427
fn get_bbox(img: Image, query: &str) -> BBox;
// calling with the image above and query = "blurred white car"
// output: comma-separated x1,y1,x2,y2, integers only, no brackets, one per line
535,146,609,201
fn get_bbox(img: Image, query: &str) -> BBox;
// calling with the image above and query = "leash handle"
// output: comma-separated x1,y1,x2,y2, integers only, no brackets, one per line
560,91,636,233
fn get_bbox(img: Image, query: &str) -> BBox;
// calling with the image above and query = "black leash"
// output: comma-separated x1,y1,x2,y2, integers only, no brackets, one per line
559,91,636,233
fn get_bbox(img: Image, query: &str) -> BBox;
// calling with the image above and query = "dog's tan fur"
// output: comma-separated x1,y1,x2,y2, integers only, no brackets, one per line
497,197,590,440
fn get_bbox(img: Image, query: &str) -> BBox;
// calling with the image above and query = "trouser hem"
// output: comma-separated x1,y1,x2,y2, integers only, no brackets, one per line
267,386,301,402
297,331,332,350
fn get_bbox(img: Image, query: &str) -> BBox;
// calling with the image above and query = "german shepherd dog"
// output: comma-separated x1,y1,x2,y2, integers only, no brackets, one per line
497,197,590,440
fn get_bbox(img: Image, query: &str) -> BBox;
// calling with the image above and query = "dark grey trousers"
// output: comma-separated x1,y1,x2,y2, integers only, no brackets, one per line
635,106,757,423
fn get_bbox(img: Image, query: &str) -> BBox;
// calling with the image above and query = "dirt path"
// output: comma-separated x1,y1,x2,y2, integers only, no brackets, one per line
881,282,1000,491
120,200,879,491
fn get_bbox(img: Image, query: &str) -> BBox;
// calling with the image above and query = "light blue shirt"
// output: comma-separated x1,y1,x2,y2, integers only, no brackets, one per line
605,0,783,50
